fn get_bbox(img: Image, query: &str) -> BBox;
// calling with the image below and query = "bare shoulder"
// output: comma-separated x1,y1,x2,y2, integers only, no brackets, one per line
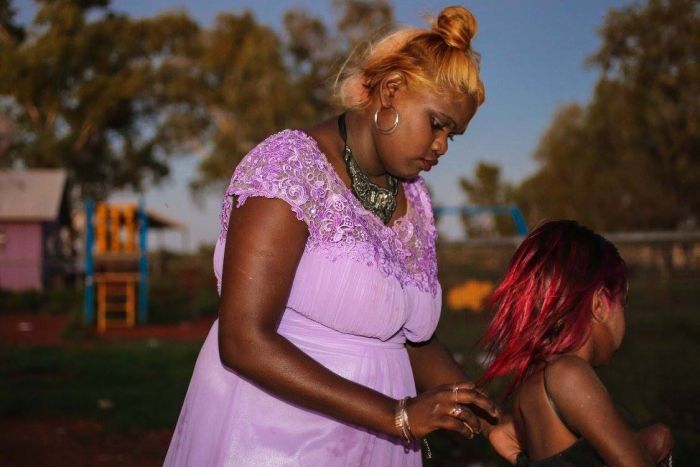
544,356,614,432
541,360,654,466
545,355,605,395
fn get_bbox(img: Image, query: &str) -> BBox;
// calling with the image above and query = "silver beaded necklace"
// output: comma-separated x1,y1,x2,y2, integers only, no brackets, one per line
338,113,399,224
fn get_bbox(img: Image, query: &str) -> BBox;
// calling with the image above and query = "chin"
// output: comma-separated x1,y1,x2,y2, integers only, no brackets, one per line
407,166,424,179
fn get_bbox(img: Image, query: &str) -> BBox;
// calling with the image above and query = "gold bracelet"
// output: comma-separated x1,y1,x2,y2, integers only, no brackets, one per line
394,397,415,443
394,397,432,459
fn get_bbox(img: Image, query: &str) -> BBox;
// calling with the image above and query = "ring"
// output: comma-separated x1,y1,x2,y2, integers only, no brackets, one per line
452,383,459,400
463,421,475,439
449,406,462,417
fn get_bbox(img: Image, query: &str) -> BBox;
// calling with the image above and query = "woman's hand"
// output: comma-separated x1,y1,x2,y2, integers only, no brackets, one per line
404,382,500,439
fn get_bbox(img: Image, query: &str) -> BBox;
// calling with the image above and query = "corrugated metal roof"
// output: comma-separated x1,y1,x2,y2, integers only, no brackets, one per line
0,169,67,221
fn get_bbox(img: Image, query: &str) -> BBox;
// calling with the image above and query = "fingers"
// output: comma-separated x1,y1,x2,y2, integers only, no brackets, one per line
447,405,478,439
406,383,499,440
440,413,477,439
451,383,500,419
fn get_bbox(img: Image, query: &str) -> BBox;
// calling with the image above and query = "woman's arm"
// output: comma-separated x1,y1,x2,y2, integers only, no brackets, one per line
218,197,498,439
546,356,655,467
406,337,502,435
406,336,468,391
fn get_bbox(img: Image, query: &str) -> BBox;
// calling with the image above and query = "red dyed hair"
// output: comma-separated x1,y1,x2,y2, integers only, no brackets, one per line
480,220,627,395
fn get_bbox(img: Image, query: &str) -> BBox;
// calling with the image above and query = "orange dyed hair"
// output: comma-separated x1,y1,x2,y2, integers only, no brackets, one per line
337,6,485,109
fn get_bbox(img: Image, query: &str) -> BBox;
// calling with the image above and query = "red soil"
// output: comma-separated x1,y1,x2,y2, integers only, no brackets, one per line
0,418,172,467
0,313,214,346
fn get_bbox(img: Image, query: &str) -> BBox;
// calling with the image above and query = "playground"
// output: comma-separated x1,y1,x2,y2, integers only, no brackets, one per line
1,203,699,465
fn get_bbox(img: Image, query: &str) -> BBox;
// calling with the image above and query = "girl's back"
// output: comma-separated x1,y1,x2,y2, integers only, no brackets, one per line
513,357,604,466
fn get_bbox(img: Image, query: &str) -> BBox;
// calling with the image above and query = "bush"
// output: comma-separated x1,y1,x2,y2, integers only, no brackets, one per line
0,288,82,315
148,249,219,324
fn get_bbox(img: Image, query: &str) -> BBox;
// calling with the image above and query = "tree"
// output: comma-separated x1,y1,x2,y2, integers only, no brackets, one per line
1,0,395,201
515,0,700,231
460,161,517,237
0,0,24,44
188,0,394,193
0,0,202,201
186,11,298,193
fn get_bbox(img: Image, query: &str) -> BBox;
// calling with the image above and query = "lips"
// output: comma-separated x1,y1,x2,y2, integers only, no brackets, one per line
422,158,438,171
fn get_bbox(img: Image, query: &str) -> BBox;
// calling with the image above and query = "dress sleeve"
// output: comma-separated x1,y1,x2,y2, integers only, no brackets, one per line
218,130,328,242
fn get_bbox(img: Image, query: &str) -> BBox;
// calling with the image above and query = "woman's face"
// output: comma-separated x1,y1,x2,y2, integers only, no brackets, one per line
373,84,478,179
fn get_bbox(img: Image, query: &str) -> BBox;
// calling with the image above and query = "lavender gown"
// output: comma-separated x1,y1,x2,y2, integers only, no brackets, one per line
164,130,442,466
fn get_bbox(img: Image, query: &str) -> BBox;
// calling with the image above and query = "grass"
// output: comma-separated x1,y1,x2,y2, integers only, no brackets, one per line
432,276,700,465
0,277,697,465
0,341,201,432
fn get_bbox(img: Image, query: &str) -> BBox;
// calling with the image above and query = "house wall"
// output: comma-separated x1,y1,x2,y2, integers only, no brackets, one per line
0,222,43,291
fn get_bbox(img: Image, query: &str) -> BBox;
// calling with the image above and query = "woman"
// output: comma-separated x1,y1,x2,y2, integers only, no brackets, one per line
165,6,502,466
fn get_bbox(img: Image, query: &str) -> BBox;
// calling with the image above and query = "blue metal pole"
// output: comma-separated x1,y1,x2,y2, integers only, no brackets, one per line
84,199,95,325
138,198,149,323
433,204,529,234
508,205,529,235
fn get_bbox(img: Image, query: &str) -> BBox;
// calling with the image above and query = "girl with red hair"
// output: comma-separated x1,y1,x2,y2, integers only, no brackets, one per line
482,220,672,466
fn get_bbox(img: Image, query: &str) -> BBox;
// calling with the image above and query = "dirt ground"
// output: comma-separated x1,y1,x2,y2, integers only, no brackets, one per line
0,313,213,467
0,418,172,467
0,313,213,346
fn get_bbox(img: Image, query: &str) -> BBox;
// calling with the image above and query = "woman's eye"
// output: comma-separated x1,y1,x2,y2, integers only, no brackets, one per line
431,119,443,130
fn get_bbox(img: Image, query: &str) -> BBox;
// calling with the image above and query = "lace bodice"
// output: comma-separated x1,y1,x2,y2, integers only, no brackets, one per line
220,129,438,295
214,129,441,343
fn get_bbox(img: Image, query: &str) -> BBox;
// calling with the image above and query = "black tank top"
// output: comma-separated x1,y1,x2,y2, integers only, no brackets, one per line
515,438,604,466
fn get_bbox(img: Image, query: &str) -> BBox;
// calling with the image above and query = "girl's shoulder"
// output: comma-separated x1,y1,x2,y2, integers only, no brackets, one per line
540,356,612,434
543,355,602,393
515,356,606,430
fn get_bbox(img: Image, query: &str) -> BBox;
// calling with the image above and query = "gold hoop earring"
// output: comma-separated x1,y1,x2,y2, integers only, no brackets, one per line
374,106,399,134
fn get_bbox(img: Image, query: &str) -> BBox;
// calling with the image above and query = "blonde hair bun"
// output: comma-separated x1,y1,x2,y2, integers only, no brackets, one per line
336,5,484,108
433,6,478,51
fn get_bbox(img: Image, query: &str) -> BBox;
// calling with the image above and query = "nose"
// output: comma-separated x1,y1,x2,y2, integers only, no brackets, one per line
432,135,448,157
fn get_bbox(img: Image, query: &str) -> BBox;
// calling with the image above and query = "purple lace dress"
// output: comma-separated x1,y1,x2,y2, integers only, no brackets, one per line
164,130,442,466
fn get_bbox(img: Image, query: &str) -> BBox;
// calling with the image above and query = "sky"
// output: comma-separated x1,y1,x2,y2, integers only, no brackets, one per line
14,0,636,248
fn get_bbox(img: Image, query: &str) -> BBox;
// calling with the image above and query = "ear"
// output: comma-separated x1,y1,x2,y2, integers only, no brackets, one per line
378,72,405,108
591,286,611,323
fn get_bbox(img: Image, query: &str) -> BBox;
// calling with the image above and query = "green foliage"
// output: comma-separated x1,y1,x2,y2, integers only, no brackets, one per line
148,250,218,324
0,0,201,201
1,0,395,200
514,0,700,231
188,0,394,194
0,0,24,43
459,162,518,237
0,287,82,315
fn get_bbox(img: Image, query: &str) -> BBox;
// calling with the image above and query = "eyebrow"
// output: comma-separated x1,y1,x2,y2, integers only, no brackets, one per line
438,112,466,135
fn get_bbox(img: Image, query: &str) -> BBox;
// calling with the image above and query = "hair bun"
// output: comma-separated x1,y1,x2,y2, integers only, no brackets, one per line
433,6,478,51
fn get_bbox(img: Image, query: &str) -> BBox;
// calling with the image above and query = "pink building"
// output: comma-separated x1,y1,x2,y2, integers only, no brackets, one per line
0,169,73,291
